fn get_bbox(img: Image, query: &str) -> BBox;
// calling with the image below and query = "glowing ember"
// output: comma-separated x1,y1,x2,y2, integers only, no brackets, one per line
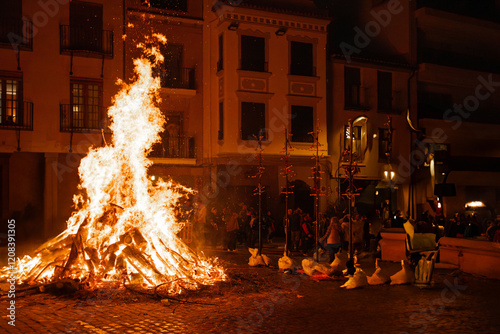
1,36,225,294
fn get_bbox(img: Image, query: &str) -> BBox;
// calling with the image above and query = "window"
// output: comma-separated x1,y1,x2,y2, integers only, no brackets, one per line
377,71,393,112
291,105,314,143
217,34,223,72
0,77,22,126
241,35,266,72
345,67,361,109
145,0,188,12
378,128,391,161
290,41,314,76
344,125,362,156
241,102,266,140
157,44,194,89
69,80,102,130
69,1,103,53
0,1,22,44
218,101,224,140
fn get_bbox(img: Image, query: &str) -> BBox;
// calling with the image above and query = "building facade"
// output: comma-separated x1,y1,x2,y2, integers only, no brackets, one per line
328,0,500,222
203,0,330,217
0,0,124,239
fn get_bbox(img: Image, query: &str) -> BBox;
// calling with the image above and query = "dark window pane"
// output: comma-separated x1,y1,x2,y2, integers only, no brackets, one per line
70,1,103,52
241,35,266,72
146,0,187,11
0,1,22,43
291,105,314,142
290,41,313,76
160,44,183,88
218,34,223,71
377,71,392,112
345,67,361,108
378,128,390,160
241,102,265,140
218,101,224,140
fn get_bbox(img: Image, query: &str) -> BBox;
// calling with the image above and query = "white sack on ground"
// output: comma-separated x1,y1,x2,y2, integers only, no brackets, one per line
368,258,390,285
331,251,348,275
340,267,368,289
302,258,317,276
278,255,296,271
390,260,415,285
248,248,271,266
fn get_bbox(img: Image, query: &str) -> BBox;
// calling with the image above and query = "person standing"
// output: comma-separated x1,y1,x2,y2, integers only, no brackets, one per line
264,211,276,243
193,200,207,249
226,211,239,251
320,217,343,262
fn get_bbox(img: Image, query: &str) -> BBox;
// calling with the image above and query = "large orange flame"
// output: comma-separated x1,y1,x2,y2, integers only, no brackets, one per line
3,36,225,294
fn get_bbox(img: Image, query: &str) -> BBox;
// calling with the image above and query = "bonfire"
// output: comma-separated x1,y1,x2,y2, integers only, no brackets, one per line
1,35,225,294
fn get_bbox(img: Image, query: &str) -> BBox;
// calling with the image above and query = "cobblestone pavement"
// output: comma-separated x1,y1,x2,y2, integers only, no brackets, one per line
2,243,500,334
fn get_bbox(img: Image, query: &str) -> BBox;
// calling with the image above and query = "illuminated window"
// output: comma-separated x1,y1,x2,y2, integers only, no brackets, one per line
70,80,102,129
0,77,21,125
344,125,362,156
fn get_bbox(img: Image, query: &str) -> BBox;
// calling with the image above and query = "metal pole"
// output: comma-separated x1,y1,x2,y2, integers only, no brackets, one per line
284,128,289,257
257,134,263,256
349,119,354,263
314,130,319,262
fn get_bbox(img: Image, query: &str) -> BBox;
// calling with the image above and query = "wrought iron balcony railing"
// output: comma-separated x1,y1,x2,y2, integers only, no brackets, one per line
0,18,33,51
60,104,110,132
150,136,195,159
158,68,196,90
0,102,33,130
60,25,113,58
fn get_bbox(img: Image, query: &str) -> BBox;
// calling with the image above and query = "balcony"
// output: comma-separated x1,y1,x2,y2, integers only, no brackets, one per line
150,136,195,160
0,18,33,51
60,104,110,132
60,25,113,59
240,61,268,73
159,68,195,90
0,102,33,130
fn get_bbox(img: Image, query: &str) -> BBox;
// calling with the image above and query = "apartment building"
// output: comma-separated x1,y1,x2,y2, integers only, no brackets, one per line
327,0,414,219
328,0,500,220
203,0,330,216
124,0,205,192
0,0,124,239
413,0,500,220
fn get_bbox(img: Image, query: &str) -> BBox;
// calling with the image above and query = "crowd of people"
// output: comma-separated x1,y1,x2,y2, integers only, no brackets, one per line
178,200,278,252
174,198,500,255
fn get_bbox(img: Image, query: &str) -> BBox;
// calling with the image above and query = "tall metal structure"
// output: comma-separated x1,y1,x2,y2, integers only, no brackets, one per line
309,126,324,261
280,128,294,256
253,131,266,256
344,116,365,266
